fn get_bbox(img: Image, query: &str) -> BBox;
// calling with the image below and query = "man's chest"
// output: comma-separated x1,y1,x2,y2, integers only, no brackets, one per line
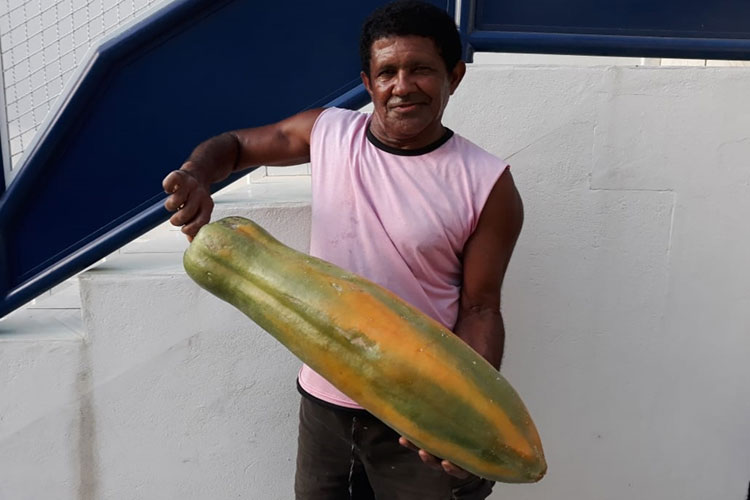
351,162,474,259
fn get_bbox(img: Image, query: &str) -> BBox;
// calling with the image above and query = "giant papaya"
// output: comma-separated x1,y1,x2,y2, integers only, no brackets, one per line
183,216,546,482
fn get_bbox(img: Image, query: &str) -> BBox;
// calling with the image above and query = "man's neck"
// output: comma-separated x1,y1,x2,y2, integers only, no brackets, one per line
367,119,446,151
366,122,454,156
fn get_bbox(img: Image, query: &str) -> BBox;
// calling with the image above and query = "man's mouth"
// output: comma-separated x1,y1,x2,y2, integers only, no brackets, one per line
390,102,423,112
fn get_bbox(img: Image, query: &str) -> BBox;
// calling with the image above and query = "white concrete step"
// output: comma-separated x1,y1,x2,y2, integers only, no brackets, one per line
0,174,311,500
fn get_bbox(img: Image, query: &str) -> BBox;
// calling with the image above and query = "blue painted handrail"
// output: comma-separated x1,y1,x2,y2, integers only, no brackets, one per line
1,0,750,318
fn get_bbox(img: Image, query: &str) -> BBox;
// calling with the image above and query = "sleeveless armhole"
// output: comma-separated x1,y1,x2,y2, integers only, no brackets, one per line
308,107,335,174
470,163,511,236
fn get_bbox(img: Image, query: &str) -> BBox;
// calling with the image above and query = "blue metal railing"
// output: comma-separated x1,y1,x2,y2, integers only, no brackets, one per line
2,0,750,318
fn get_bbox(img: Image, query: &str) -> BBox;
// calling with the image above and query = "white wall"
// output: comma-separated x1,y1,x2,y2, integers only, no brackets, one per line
447,64,750,500
1,64,749,499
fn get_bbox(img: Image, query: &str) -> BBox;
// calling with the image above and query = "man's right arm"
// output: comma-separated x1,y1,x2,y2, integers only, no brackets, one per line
162,108,324,240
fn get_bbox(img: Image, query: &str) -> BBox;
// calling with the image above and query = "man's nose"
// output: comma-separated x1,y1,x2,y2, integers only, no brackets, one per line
392,70,416,95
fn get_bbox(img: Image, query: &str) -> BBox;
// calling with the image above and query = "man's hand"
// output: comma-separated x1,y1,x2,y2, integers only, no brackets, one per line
398,437,470,479
162,165,214,241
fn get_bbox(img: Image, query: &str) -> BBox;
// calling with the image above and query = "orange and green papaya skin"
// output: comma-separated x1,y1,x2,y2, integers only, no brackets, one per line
183,216,546,483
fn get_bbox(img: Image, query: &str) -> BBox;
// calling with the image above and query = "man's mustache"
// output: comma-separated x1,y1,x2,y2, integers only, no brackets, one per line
388,97,429,107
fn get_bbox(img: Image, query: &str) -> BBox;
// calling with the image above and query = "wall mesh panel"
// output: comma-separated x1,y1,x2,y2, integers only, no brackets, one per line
0,0,169,173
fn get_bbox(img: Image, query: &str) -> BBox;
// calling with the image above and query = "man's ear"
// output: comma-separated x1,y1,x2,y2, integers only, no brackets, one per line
361,71,374,97
449,61,466,95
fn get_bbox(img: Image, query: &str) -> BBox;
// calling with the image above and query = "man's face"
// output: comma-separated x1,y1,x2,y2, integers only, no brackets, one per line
361,35,465,149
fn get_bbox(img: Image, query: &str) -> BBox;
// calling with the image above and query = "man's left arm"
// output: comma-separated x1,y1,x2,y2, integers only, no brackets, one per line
454,167,524,370
399,167,524,478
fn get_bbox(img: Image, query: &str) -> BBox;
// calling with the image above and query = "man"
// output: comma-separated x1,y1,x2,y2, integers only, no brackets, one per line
162,1,523,498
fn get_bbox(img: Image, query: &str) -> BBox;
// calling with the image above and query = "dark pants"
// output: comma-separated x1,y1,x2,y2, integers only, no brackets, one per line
294,397,495,500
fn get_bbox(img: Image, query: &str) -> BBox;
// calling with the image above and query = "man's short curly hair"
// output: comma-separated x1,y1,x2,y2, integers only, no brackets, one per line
359,1,462,76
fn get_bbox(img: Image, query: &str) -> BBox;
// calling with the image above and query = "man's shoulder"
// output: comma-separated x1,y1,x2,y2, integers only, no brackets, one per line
320,106,368,123
313,107,369,137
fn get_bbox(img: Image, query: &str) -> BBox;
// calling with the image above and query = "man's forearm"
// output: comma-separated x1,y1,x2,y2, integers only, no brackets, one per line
180,132,243,186
453,307,505,370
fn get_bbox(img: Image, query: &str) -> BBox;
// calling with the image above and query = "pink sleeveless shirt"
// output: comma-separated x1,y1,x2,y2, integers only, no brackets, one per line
297,107,509,409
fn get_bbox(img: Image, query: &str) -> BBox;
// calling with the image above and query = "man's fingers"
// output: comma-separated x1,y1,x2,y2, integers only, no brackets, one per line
420,450,471,478
401,437,440,467
181,218,205,239
181,198,213,238
400,436,470,478
162,168,213,242
163,170,203,212
401,438,441,470
418,449,442,470
164,190,189,212
168,196,200,226
162,170,186,194
398,437,418,451
441,460,470,479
